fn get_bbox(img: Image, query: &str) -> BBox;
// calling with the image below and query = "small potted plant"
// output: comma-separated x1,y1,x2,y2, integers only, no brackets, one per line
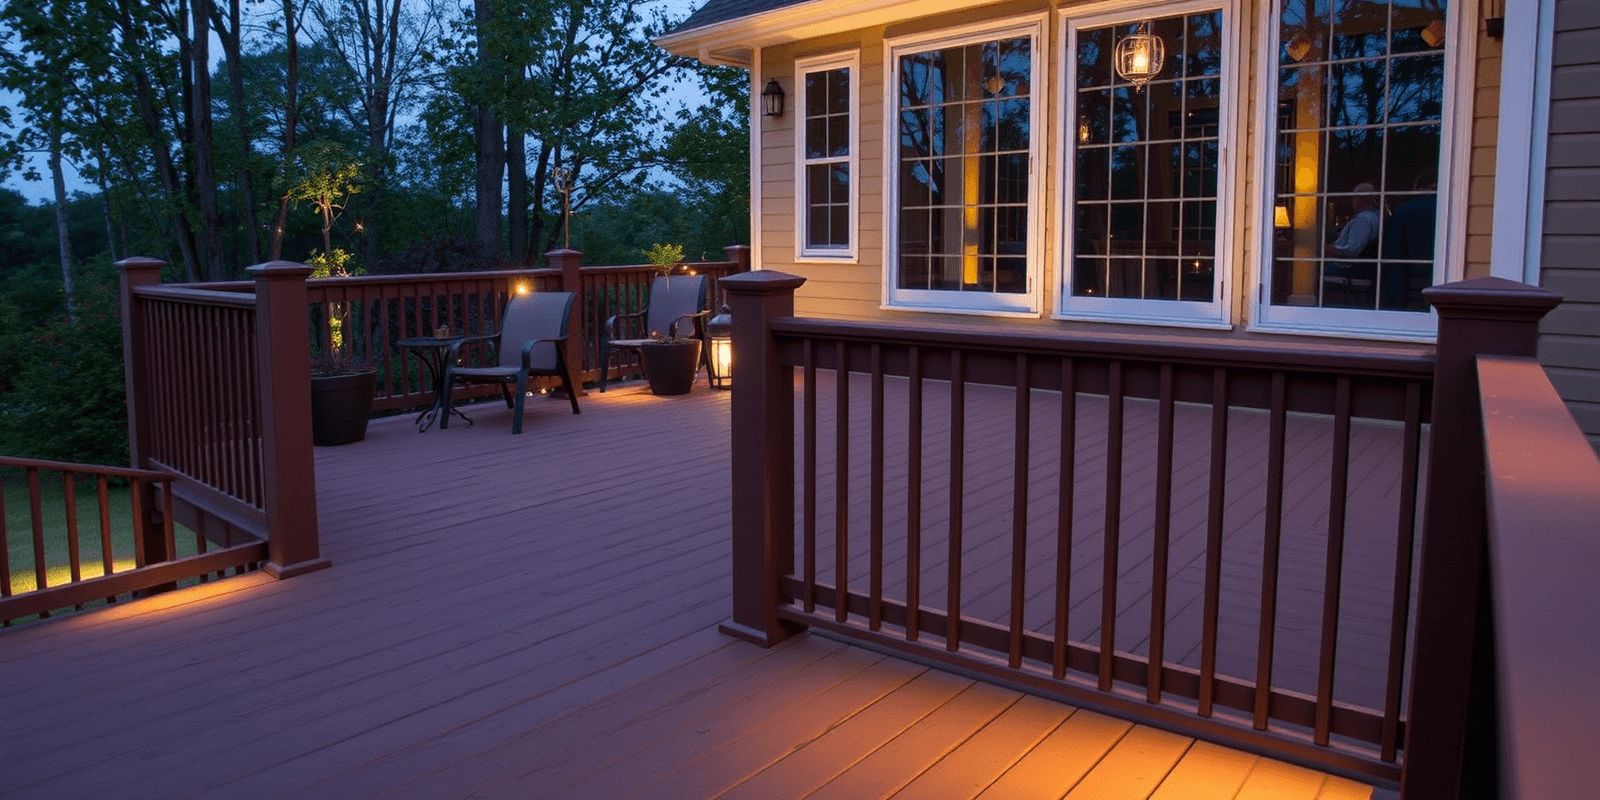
636,243,702,395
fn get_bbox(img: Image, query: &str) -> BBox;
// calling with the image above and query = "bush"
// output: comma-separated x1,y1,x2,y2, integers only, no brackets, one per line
0,282,128,465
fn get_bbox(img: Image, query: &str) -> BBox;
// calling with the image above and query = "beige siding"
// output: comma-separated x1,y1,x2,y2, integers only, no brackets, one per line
1541,0,1600,449
757,0,1503,342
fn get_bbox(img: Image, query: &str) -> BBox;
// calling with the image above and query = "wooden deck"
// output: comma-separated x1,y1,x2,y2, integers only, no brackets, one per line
0,381,1378,799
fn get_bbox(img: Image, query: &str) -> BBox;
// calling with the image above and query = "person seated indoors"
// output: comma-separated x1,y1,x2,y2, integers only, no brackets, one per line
1323,182,1380,306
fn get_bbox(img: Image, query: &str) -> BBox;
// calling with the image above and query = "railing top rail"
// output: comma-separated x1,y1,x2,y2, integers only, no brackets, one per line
133,284,258,309
1477,354,1600,800
0,455,175,481
770,317,1437,380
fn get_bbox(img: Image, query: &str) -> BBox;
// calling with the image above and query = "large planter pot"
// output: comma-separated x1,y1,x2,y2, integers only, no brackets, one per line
639,339,701,396
310,370,377,446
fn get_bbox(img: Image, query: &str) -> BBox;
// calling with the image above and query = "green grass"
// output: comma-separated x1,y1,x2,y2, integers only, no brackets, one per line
3,472,200,595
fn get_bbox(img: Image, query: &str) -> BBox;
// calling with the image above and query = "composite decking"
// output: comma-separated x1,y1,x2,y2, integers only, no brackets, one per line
0,381,1381,799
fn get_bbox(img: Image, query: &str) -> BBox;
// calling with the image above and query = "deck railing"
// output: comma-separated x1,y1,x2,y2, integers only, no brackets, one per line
182,246,750,412
721,272,1579,797
120,259,327,580
0,456,266,625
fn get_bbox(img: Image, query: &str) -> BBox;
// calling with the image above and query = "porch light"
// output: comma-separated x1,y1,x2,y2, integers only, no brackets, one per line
1114,21,1164,90
707,306,733,390
1484,0,1504,40
761,79,785,118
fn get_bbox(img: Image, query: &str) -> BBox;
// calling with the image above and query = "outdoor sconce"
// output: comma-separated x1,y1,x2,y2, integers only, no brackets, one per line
707,306,733,390
1114,21,1164,90
1484,0,1504,40
761,79,785,118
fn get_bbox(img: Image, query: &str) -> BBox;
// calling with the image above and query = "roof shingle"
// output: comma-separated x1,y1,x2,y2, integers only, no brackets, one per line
672,0,811,34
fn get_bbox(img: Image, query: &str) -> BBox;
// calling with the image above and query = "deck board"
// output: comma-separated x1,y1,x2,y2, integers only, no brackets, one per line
0,381,1377,799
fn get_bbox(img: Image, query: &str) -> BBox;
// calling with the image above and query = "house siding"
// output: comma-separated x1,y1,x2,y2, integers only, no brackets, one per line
754,0,1502,342
1542,0,1600,449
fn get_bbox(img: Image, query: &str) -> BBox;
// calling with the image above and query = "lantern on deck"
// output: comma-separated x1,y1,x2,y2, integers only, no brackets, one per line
707,306,733,390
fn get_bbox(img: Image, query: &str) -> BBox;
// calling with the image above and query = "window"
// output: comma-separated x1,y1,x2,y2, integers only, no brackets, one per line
796,53,859,261
886,18,1044,315
1257,0,1452,336
1058,6,1233,326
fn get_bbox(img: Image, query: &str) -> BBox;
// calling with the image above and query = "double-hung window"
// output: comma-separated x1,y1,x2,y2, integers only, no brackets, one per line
1058,4,1235,327
1255,0,1455,338
796,52,859,261
885,17,1044,315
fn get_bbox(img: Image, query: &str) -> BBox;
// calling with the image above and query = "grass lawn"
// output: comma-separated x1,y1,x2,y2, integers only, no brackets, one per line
3,470,201,595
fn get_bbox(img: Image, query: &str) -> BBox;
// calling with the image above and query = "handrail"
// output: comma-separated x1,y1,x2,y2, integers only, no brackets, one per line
1477,354,1600,800
132,285,258,308
0,456,174,482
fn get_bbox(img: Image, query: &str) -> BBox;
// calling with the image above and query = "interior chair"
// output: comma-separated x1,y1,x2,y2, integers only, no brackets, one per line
598,274,711,392
441,290,580,434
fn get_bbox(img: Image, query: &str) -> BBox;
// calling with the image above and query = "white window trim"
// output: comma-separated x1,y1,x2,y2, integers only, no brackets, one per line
881,13,1048,317
1052,0,1240,330
1245,0,1476,342
794,50,861,263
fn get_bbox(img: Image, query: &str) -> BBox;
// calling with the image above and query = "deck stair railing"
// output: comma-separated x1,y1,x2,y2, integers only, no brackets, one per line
0,456,266,625
721,271,1583,798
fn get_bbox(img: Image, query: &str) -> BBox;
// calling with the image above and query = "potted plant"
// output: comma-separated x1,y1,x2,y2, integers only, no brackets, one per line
290,142,376,445
637,243,701,395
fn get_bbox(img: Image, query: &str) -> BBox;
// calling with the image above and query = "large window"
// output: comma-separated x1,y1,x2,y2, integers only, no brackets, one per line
1259,0,1450,333
796,53,858,261
1059,6,1232,326
886,18,1043,314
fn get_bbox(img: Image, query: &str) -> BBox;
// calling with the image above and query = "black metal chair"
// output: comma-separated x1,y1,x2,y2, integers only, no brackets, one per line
598,274,711,392
441,290,580,434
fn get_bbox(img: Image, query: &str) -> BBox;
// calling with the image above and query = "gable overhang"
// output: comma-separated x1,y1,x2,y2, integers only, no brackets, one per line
655,0,1007,67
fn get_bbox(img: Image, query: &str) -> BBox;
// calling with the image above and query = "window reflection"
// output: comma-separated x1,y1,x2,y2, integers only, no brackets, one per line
1270,0,1446,312
896,36,1033,294
1070,11,1222,304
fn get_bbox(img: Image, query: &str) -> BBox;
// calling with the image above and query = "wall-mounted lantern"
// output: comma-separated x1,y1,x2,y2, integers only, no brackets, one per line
761,79,785,118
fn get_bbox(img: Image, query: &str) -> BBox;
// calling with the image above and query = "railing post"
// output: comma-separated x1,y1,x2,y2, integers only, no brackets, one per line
545,248,588,395
1404,277,1561,799
117,258,172,569
250,261,331,579
723,244,752,274
718,270,806,647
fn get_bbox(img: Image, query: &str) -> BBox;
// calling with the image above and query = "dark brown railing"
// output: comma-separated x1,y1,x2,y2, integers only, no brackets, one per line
721,272,1580,797
192,246,751,413
0,456,266,625
121,258,326,580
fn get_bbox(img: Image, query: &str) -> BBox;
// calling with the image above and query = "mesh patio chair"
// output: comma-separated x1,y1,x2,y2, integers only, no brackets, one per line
441,290,580,434
598,274,711,392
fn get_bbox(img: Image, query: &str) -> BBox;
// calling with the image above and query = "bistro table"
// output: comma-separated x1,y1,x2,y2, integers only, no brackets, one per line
397,334,474,432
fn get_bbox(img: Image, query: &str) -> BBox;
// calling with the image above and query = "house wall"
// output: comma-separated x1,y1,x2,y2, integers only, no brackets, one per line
1541,0,1600,448
754,0,1502,342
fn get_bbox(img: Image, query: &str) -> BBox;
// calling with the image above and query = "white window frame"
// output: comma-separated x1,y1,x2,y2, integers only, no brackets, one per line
1246,0,1475,342
1053,0,1240,329
882,14,1047,317
795,51,860,263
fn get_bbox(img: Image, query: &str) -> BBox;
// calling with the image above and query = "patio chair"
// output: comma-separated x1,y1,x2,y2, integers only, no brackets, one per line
598,274,711,392
441,290,580,434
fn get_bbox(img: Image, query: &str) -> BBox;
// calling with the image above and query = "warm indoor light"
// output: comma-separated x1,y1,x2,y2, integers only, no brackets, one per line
1114,21,1165,90
1274,204,1291,229
1423,18,1448,46
707,306,733,390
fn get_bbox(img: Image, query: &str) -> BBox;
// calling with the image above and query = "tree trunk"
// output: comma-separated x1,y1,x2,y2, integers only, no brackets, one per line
507,128,526,262
270,0,301,262
472,0,503,257
48,120,76,323
190,0,226,279
213,0,261,265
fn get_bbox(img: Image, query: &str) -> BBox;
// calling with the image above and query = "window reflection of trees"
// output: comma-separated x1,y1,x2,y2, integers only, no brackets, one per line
895,37,1032,294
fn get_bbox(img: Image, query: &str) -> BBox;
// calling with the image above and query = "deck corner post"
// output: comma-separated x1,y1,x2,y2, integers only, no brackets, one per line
719,270,807,647
250,261,330,579
1403,277,1561,799
117,257,171,565
545,248,588,395
723,244,752,275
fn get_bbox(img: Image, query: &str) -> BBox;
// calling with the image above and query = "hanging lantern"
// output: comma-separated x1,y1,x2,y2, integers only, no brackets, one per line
1114,21,1165,90
707,306,733,390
